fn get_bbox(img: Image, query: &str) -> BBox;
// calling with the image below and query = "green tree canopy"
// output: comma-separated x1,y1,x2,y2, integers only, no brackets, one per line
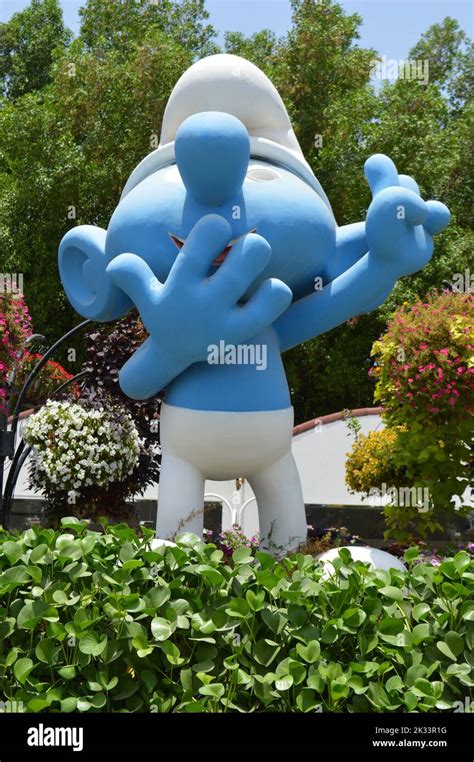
409,16,473,107
224,29,282,75
0,33,191,343
78,0,217,57
0,0,71,99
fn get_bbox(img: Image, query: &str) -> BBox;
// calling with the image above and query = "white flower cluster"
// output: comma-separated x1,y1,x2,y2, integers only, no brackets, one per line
23,400,140,495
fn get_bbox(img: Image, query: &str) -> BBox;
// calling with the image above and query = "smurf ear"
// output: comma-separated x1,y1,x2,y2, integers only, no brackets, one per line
58,225,132,321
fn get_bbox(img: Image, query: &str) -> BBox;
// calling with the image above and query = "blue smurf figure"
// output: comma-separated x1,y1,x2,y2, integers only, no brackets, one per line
59,55,450,551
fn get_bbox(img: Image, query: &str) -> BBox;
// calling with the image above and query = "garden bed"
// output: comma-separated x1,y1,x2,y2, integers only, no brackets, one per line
0,518,472,713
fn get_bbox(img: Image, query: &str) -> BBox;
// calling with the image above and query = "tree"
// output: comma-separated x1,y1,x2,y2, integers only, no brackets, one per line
78,0,217,58
283,315,385,423
224,30,282,76
0,0,71,99
0,25,195,355
280,11,473,422
280,0,376,165
409,17,473,108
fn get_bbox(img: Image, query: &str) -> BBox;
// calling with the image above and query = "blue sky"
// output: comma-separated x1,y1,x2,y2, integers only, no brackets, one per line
1,0,472,60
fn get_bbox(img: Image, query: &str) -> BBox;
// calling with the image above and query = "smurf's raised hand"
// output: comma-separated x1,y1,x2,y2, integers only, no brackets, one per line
365,154,450,279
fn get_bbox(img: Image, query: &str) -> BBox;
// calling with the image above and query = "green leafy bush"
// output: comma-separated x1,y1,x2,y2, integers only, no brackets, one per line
0,520,472,713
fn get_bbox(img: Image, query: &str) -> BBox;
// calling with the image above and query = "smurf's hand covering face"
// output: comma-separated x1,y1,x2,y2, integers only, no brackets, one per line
58,55,450,551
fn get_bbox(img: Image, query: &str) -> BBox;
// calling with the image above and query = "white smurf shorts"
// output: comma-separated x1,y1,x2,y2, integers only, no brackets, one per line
159,402,294,480
157,402,307,553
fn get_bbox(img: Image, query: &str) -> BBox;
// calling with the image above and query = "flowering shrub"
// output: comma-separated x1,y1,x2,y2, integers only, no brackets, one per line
367,290,473,539
0,295,74,414
0,293,32,412
9,352,75,410
415,541,474,567
23,400,141,525
345,428,407,495
386,541,474,566
371,291,473,422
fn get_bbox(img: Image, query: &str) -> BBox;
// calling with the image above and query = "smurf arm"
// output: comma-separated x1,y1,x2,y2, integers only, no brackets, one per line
275,155,450,352
322,221,367,283
275,253,395,351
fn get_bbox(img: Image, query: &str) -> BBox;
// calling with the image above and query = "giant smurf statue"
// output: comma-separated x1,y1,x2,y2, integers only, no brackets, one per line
59,55,450,552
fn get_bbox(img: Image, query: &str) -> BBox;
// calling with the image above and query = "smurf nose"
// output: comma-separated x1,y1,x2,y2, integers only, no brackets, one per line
175,111,250,205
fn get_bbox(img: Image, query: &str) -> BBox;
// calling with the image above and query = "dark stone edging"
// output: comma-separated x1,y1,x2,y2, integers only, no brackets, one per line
6,499,472,543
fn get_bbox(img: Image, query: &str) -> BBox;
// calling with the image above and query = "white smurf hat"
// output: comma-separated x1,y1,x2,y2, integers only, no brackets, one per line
120,53,333,215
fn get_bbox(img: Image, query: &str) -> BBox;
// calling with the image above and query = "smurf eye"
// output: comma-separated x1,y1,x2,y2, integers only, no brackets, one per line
246,166,280,182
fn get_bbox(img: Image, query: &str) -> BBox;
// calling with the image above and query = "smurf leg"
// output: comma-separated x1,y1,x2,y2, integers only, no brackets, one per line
156,452,205,540
248,450,307,555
